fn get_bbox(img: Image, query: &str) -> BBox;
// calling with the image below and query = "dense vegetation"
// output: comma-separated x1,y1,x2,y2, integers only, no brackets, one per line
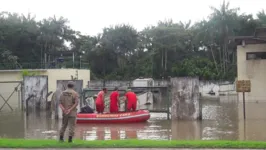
1,2,266,80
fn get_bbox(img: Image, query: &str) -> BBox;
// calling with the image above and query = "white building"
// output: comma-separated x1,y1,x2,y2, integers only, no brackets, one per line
233,27,266,102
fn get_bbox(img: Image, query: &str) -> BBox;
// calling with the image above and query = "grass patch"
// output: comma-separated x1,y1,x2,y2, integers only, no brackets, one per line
0,138,266,148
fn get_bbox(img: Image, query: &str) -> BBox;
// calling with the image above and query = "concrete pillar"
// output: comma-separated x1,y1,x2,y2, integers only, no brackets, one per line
170,77,201,120
51,88,62,119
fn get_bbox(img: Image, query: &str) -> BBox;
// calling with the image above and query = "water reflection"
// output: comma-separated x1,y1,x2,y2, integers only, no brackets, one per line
67,119,171,140
0,112,24,138
171,121,201,140
76,123,147,140
1,99,266,141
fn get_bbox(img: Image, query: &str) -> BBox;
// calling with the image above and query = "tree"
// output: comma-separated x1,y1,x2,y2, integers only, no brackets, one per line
257,10,266,26
0,4,265,81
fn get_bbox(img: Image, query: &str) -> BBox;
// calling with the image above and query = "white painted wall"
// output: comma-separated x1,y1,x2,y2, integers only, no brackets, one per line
237,44,266,102
0,69,90,111
137,91,153,105
199,81,236,99
132,78,154,87
46,69,90,93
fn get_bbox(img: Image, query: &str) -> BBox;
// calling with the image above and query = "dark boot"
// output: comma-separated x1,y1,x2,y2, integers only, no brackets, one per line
68,136,73,143
59,135,64,142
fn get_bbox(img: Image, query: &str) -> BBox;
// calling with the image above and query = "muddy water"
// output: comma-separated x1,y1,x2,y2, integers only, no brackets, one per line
0,99,265,141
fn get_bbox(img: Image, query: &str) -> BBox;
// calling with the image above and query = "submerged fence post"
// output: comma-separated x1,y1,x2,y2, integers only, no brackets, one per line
167,86,170,120
166,78,171,120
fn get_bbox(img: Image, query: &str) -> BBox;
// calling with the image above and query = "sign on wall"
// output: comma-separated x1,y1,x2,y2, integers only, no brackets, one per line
236,80,251,92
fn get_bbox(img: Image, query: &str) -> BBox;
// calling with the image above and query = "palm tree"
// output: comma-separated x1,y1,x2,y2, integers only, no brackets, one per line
209,0,239,75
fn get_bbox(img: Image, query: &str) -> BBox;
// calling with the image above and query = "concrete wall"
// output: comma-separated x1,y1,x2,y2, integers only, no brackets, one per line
88,80,169,88
237,44,266,102
0,69,90,92
170,77,200,120
23,76,48,110
236,44,266,140
89,80,236,102
0,69,90,110
199,81,236,99
46,69,90,94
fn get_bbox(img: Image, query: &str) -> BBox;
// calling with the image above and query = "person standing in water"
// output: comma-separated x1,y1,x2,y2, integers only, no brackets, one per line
125,89,137,111
58,81,79,143
109,87,120,113
95,88,107,113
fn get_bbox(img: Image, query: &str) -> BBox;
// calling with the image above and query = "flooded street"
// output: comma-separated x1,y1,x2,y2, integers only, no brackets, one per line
1,98,266,141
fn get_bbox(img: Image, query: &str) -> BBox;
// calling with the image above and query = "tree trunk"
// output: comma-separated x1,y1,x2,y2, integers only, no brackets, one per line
219,47,223,73
161,49,164,69
210,44,219,74
164,49,167,71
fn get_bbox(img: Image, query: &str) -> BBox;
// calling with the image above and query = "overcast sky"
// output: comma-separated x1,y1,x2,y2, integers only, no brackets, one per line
1,0,265,35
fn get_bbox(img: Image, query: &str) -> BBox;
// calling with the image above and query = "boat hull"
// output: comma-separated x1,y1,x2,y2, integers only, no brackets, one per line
76,110,150,124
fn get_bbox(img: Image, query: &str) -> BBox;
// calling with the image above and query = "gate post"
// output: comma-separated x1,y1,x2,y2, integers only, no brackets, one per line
21,82,24,111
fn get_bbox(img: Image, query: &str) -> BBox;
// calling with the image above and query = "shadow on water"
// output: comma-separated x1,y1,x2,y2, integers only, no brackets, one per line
1,98,266,141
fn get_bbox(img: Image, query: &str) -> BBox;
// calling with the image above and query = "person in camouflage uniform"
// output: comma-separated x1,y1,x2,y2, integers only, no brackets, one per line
58,81,79,143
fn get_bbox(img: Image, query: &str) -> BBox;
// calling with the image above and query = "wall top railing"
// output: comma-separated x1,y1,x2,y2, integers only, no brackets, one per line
0,62,90,70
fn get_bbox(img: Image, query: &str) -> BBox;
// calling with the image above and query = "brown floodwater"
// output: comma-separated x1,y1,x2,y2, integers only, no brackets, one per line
0,98,266,141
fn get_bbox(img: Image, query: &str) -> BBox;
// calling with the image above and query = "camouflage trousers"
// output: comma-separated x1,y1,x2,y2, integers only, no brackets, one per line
59,115,76,137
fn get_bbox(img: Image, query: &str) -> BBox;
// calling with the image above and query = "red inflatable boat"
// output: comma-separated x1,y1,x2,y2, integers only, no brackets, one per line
76,109,150,124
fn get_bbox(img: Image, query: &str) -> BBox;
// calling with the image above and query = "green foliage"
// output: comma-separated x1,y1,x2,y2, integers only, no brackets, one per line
172,57,219,80
1,138,266,148
0,2,266,81
21,69,40,77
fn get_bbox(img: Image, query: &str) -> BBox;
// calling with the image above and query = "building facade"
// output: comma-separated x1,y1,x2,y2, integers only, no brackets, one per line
234,28,266,102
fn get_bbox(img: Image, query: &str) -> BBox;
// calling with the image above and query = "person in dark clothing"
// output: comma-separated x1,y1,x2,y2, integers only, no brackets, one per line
80,95,97,113
80,105,94,113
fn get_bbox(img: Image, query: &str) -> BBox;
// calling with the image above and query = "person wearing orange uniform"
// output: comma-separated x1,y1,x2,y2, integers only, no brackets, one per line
95,88,107,113
109,87,120,113
125,89,137,111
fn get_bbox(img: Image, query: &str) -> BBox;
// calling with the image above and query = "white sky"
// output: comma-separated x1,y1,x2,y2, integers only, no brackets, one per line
1,0,265,36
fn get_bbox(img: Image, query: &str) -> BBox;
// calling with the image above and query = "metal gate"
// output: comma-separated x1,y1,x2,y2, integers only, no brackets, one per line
0,81,22,112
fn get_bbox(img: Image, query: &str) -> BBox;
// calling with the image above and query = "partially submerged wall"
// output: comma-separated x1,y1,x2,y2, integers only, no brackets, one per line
171,77,201,120
0,69,90,113
88,80,169,88
23,76,48,111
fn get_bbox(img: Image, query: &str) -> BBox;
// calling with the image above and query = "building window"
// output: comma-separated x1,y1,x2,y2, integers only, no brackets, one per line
246,52,266,60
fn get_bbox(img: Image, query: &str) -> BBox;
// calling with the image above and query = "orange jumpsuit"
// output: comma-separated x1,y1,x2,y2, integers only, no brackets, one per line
95,91,104,113
125,91,137,111
110,91,119,113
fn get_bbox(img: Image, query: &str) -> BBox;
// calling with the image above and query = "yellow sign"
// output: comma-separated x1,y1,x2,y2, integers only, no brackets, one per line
236,80,251,92
96,113,131,118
